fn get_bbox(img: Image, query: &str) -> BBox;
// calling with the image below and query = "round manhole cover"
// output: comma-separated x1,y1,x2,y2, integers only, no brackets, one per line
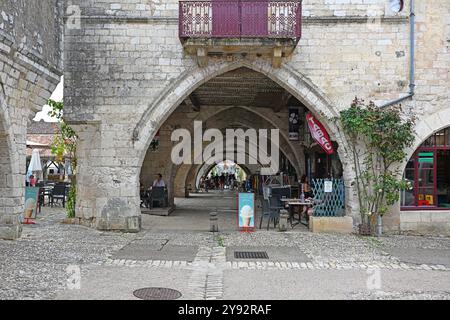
133,287,182,300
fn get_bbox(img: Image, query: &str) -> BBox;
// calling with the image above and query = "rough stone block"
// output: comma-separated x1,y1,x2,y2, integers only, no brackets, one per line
309,216,354,234
0,224,22,240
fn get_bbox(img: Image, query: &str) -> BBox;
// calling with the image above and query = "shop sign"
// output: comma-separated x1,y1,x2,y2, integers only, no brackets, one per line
306,114,334,155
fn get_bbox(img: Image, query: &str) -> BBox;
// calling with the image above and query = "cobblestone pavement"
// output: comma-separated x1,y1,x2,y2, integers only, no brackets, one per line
1,204,449,300
0,208,138,300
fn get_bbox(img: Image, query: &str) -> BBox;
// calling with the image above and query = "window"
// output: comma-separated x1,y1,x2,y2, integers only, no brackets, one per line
401,128,450,209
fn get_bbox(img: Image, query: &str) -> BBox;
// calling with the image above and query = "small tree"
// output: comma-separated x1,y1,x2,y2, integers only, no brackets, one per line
339,98,415,235
48,99,78,218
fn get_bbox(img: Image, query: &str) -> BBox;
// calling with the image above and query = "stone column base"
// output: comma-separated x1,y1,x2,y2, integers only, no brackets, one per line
0,224,23,240
77,216,141,233
309,216,354,234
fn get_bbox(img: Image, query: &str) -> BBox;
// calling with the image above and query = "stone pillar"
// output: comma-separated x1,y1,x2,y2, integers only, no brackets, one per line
0,131,23,240
74,123,141,232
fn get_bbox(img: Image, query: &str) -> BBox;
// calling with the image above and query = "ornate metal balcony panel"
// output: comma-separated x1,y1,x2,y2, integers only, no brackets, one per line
179,0,302,39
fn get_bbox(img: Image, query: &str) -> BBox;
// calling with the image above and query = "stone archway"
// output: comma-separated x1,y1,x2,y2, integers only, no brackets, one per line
383,109,450,234
167,109,301,199
77,59,357,232
134,59,357,225
405,109,450,165
193,161,252,190
196,105,303,174
134,59,341,156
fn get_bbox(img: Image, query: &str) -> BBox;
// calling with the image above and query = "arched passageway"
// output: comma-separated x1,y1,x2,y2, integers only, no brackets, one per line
195,160,250,190
73,59,356,232
136,65,350,231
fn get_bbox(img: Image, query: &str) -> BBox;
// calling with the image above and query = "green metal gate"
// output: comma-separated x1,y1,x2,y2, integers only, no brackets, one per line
311,179,345,217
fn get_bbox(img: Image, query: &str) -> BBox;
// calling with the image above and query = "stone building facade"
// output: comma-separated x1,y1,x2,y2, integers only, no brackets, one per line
62,0,449,235
0,0,63,239
0,0,446,238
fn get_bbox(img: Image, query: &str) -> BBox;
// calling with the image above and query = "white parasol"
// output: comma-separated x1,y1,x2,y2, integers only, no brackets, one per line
27,149,43,181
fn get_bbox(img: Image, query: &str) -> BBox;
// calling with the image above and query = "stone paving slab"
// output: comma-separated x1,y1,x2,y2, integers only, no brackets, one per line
385,247,450,267
56,266,195,300
112,243,199,262
222,269,450,300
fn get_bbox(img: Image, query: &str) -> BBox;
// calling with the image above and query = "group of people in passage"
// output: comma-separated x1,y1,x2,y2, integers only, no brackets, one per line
144,173,313,198
200,172,237,192
199,173,313,196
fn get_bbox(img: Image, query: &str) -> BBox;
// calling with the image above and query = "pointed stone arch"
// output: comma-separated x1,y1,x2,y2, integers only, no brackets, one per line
134,59,358,223
133,59,341,163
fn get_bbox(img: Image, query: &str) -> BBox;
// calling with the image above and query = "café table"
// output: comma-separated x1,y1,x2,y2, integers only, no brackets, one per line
280,198,314,228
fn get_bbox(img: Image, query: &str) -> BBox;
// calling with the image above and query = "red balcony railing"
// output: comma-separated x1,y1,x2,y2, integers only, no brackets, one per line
179,0,302,39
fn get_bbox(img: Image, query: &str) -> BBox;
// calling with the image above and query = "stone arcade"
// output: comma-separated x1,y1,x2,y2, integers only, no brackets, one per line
0,0,449,239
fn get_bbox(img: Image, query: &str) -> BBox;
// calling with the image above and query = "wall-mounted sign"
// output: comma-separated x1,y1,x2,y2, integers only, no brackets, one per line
324,180,333,193
238,193,255,231
288,108,300,141
306,114,334,155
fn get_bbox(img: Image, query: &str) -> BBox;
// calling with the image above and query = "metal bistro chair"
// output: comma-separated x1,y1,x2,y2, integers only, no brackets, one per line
259,195,284,230
150,187,168,209
50,183,67,208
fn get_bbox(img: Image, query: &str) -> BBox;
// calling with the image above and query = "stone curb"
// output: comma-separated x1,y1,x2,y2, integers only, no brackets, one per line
102,258,450,272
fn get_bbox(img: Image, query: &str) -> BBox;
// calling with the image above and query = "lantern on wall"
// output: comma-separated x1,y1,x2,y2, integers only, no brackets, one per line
388,0,404,13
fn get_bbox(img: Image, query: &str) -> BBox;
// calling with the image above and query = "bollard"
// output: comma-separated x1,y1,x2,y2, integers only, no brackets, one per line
278,209,289,232
210,211,218,232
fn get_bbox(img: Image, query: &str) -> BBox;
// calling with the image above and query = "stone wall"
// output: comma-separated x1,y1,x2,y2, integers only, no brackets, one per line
0,0,63,239
64,0,449,233
382,0,450,235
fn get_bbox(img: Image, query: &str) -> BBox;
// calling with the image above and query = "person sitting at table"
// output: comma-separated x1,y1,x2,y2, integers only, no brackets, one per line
300,175,313,199
152,173,166,188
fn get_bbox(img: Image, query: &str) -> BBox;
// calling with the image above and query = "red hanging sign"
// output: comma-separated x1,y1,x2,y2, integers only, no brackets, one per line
306,114,335,155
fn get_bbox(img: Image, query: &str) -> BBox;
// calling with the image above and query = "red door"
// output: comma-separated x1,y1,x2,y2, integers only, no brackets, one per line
212,0,240,37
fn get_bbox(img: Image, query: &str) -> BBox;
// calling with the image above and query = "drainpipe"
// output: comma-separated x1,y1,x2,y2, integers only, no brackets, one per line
379,0,415,108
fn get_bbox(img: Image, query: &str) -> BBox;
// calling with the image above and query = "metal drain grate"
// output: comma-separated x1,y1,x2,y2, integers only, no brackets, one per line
133,287,182,300
234,251,269,259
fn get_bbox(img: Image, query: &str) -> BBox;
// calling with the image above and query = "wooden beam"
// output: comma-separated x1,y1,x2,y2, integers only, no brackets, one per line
197,47,208,67
272,47,282,68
